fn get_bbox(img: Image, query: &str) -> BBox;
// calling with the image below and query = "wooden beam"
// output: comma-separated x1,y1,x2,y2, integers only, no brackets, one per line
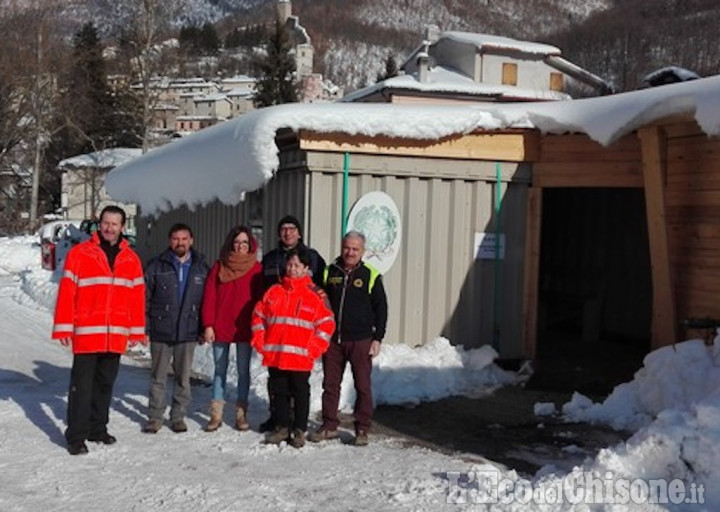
299,130,540,162
533,162,643,188
639,126,678,349
522,187,542,360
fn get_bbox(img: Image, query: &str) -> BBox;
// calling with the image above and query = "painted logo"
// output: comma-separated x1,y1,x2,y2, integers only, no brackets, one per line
347,191,402,274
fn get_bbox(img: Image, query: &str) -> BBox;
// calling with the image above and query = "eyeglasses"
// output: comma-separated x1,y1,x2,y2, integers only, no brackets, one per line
234,240,250,246
280,226,298,232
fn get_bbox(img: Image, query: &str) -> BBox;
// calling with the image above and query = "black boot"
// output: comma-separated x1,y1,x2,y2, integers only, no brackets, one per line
67,441,89,455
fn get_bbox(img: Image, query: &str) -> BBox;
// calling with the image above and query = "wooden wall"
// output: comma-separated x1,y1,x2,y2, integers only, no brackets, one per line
528,119,720,355
664,122,720,325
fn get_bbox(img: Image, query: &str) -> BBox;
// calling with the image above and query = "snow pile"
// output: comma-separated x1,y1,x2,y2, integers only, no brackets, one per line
373,339,515,405
543,338,720,506
0,235,59,311
563,339,720,430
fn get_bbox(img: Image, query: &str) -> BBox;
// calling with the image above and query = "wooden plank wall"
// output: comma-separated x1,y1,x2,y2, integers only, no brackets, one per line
527,132,649,354
664,122,720,326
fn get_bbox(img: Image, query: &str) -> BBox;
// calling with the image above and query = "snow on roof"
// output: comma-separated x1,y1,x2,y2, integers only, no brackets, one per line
221,74,256,83
641,66,700,87
340,65,570,103
106,75,720,217
441,31,561,56
195,93,229,102
58,148,144,171
226,88,255,97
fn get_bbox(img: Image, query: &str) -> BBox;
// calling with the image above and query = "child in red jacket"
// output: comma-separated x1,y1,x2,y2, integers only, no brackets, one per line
251,247,335,447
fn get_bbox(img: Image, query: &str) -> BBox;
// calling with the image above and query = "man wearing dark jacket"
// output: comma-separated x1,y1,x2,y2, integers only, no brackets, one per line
144,223,209,434
309,230,388,447
259,214,327,432
262,215,326,291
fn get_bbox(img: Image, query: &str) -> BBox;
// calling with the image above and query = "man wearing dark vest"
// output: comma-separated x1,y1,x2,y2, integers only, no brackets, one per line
309,230,388,446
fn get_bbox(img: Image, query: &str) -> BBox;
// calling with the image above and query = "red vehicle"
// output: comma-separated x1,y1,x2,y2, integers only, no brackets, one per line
38,220,82,271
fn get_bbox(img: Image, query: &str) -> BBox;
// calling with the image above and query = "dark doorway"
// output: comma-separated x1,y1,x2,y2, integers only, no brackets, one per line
529,188,651,396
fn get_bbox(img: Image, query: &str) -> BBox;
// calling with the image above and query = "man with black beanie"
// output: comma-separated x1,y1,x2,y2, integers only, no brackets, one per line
262,215,325,291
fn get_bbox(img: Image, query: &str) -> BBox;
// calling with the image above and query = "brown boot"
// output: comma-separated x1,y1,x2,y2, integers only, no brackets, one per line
265,426,289,445
205,400,224,432
235,402,250,431
289,429,305,448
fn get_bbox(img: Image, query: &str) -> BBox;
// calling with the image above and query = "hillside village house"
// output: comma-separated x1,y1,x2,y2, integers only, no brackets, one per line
57,148,140,232
343,29,611,104
105,76,720,391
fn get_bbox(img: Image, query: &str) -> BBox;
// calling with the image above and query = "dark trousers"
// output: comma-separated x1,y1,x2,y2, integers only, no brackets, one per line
268,367,310,432
65,352,121,444
320,338,374,432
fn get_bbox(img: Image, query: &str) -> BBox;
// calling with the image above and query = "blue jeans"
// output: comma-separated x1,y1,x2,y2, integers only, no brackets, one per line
212,342,251,404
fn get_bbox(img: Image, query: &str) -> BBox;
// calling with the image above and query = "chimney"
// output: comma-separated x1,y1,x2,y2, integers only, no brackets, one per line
417,50,429,83
424,24,440,43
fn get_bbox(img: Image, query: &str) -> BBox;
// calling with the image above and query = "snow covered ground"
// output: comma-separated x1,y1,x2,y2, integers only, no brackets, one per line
0,235,716,511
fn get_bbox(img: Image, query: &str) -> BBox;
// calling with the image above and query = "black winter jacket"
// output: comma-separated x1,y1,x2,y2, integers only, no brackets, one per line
145,248,210,343
261,241,326,291
323,259,388,342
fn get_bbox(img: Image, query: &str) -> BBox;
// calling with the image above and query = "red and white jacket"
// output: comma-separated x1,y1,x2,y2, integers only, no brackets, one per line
52,233,146,354
251,275,335,372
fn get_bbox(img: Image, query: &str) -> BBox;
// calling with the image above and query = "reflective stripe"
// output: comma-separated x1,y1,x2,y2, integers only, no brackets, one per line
367,263,381,293
112,278,135,288
53,324,74,333
63,270,78,284
129,327,145,335
267,316,314,330
77,277,114,287
132,277,145,286
75,325,130,336
315,316,333,327
263,344,309,357
251,324,265,332
317,330,332,342
76,276,138,288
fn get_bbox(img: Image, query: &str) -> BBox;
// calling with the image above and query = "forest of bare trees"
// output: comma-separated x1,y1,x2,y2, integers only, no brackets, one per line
546,0,720,91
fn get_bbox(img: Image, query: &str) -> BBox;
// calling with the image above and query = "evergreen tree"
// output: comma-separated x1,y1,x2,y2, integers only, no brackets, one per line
179,25,201,55
52,22,142,161
253,18,297,108
200,23,220,55
376,52,399,82
67,22,115,152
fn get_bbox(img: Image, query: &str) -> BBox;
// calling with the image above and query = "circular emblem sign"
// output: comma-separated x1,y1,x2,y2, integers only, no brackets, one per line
347,191,402,274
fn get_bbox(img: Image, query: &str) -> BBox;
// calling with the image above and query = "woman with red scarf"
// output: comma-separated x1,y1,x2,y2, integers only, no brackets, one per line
201,226,263,432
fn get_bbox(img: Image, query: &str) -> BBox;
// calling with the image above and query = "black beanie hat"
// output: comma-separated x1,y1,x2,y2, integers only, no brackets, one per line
277,215,303,237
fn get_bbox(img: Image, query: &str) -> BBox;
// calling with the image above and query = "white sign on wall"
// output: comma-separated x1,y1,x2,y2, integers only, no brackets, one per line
474,232,505,260
347,191,402,274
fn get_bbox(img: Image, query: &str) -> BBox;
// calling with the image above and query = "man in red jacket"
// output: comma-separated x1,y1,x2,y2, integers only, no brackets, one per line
52,205,146,455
